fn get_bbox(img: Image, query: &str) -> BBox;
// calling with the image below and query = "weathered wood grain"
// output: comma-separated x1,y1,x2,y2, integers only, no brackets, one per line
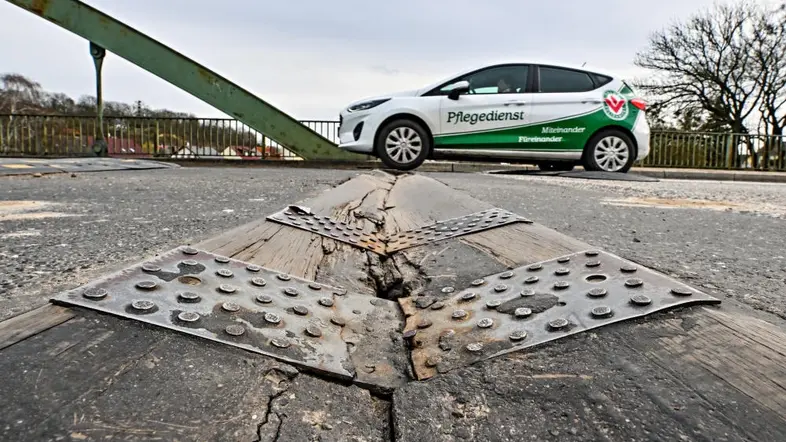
0,304,75,351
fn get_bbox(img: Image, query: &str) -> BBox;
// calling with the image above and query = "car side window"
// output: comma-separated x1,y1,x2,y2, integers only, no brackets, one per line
436,65,530,95
538,66,595,93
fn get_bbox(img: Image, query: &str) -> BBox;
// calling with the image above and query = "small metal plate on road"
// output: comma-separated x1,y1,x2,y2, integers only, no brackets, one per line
266,208,387,254
401,250,721,380
50,246,404,385
386,208,532,252
266,206,531,254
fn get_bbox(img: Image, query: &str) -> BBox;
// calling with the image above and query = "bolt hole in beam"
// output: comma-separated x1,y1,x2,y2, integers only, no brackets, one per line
585,274,608,283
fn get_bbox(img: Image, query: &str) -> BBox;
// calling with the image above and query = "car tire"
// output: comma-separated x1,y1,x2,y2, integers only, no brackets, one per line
537,161,575,172
582,129,636,173
374,119,431,171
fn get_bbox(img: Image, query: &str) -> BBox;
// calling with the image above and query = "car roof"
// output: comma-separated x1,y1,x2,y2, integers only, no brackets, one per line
417,59,619,93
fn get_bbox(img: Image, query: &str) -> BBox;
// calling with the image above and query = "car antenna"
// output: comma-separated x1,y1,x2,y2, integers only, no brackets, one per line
581,61,587,67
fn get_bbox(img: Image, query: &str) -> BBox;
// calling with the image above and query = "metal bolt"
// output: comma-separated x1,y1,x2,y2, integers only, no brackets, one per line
293,306,309,316
218,284,237,294
246,264,262,272
319,297,334,307
214,256,230,264
514,307,532,318
330,317,346,327
216,269,234,278
486,299,502,309
585,260,602,268
520,289,535,297
477,318,494,328
271,338,290,348
305,325,322,337
461,292,478,302
500,271,515,279
557,256,571,263
283,287,300,297
430,302,446,310
177,311,200,322
264,312,281,324
671,287,693,297
493,284,508,293
308,282,322,291
251,277,267,287
182,247,199,255
417,319,433,329
466,342,483,352
131,300,155,311
630,294,652,306
555,268,570,276
225,324,245,336
523,276,539,284
141,263,161,273
527,263,543,271
548,318,569,330
333,288,348,296
178,291,200,302
591,306,613,318
509,330,528,341
585,250,600,257
276,274,291,281
222,302,240,312
83,287,108,300
621,265,638,273
451,309,468,320
135,280,157,290
625,278,644,288
181,259,199,266
471,278,486,286
256,294,273,304
441,286,455,294
553,281,570,290
587,288,607,298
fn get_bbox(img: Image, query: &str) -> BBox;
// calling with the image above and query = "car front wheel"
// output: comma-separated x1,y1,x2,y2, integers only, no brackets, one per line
582,129,636,173
374,119,431,171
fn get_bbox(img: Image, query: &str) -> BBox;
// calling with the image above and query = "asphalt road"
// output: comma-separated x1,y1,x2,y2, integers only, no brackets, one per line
2,167,785,329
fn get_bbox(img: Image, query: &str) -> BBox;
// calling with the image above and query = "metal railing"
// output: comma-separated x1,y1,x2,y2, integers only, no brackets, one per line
1,114,784,170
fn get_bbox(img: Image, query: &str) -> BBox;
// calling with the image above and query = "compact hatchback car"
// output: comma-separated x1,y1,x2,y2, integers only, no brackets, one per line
337,61,650,172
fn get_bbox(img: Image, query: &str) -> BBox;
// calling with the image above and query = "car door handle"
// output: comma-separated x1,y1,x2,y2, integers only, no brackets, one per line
504,101,526,106
581,98,602,104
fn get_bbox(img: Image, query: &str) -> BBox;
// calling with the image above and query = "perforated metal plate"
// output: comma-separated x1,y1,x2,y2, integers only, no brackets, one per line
266,206,531,254
386,208,532,252
50,246,404,385
400,249,722,380
266,206,387,254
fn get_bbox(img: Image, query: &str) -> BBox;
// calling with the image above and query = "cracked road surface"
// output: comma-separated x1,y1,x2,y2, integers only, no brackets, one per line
2,167,785,441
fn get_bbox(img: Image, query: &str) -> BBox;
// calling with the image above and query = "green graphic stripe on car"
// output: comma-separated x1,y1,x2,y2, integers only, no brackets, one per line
433,107,640,149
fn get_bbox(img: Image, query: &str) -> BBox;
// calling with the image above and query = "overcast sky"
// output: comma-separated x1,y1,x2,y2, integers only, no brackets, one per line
0,0,776,120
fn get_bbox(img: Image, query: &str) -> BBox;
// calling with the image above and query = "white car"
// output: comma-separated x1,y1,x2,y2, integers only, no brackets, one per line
337,61,650,172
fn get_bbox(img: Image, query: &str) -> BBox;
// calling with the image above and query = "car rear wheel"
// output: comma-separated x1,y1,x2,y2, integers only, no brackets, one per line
582,129,636,173
375,119,431,171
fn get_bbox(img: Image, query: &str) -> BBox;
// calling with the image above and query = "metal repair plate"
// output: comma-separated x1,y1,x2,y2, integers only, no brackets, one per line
386,208,532,252
50,246,403,383
402,249,722,379
266,206,387,254
266,206,532,254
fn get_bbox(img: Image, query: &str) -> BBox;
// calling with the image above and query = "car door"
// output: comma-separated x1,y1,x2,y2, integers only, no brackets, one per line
435,64,533,150
525,65,606,152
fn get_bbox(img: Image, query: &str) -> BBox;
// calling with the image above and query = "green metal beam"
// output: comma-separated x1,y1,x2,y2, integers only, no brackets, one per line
6,0,359,160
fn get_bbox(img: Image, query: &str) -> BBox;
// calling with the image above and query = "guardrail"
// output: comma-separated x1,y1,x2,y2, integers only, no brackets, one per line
1,114,784,170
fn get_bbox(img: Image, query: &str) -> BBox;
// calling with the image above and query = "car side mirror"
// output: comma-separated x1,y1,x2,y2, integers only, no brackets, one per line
447,80,470,100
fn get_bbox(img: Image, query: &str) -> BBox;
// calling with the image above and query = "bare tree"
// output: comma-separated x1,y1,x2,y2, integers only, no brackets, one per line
632,1,779,166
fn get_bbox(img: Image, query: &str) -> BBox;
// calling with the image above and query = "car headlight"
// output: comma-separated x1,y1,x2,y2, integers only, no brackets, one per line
347,98,391,113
